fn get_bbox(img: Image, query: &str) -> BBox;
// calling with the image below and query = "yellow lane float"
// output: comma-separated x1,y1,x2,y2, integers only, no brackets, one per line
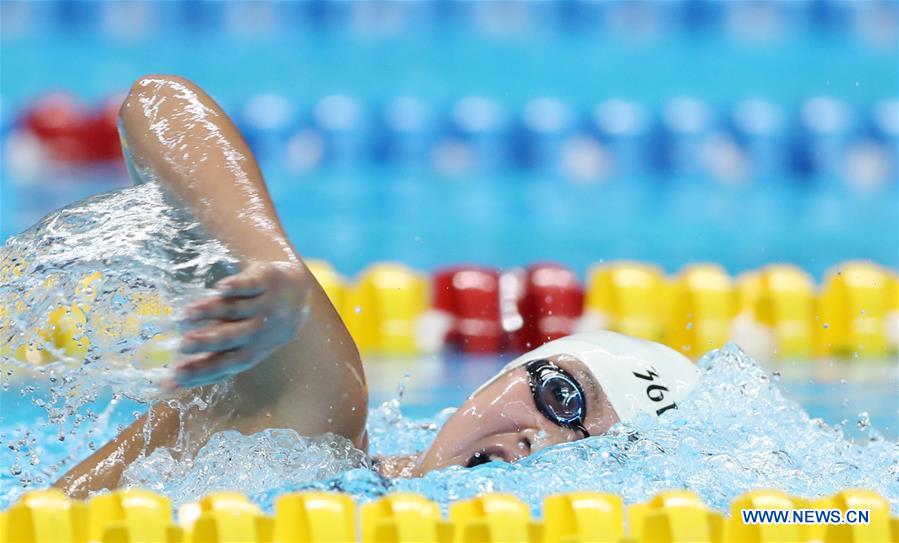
2,488,897,543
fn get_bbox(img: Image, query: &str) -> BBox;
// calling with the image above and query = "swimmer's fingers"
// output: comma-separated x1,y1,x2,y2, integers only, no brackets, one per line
185,294,267,322
170,349,254,389
180,318,262,354
215,267,269,297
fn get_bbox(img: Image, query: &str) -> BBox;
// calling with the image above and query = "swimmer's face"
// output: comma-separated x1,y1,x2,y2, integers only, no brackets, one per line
414,354,620,474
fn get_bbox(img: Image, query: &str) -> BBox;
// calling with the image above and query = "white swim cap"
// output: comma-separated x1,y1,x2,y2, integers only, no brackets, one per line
473,331,698,423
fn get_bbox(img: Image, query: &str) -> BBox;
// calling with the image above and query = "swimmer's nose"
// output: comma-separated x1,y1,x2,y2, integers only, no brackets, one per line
485,423,577,462
484,433,532,463
518,428,541,455
508,429,561,459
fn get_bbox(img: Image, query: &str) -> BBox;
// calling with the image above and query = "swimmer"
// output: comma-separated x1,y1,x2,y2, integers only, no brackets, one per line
54,76,697,496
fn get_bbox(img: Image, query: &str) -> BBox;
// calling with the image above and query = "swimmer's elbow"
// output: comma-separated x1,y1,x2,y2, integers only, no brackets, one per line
118,74,221,181
130,73,194,90
125,74,196,101
121,74,197,120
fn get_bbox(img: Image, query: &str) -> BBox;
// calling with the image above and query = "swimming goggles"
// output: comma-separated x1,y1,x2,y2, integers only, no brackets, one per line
525,359,590,439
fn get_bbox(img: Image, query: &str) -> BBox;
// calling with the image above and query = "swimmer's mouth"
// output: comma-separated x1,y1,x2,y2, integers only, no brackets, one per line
465,449,508,468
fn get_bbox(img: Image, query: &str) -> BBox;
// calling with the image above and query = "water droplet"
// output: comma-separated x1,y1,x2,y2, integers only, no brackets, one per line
857,412,870,431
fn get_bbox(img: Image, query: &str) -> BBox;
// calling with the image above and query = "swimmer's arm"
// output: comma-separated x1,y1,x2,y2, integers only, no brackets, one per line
119,75,312,390
55,283,368,497
54,404,181,498
120,76,364,416
117,74,366,437
55,76,368,497
119,75,293,264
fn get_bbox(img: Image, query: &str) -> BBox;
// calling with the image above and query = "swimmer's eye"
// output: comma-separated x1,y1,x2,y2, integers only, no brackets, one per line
525,359,589,438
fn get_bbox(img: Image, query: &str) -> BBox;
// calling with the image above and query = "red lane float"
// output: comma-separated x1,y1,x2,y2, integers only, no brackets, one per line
20,94,124,164
512,263,584,351
433,266,504,353
21,93,90,163
434,263,585,353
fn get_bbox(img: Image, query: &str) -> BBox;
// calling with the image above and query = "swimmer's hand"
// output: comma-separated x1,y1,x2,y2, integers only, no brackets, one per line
168,261,310,389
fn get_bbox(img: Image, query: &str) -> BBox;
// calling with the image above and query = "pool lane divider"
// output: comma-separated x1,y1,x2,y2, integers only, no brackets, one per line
1,260,897,370
11,92,899,188
289,259,899,360
1,487,896,543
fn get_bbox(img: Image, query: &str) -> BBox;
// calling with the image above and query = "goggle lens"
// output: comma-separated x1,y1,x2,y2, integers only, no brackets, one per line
525,359,588,437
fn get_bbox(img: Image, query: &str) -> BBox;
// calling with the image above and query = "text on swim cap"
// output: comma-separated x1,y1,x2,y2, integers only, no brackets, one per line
632,367,677,416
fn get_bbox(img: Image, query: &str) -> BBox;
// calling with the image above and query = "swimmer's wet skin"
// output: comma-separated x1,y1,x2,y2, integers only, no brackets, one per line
53,75,698,496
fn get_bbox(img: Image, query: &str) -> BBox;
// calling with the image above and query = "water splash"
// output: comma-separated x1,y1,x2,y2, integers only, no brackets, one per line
365,378,455,457
120,429,369,505
1,182,236,502
1,181,237,397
